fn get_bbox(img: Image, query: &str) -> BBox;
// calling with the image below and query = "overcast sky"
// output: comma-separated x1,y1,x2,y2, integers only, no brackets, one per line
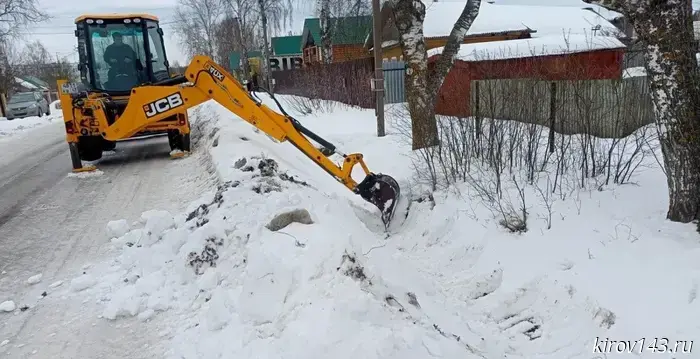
24,0,314,65
22,0,700,66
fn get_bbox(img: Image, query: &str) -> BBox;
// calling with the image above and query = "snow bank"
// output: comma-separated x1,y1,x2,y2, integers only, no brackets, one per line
0,110,63,139
428,34,624,62
72,94,700,358
422,1,620,39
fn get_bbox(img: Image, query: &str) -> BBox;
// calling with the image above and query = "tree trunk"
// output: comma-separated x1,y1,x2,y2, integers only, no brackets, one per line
630,1,700,222
232,17,250,83
257,0,272,93
319,0,333,64
393,0,439,150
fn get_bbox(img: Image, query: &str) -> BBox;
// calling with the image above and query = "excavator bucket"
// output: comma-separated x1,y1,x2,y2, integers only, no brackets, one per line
356,173,402,228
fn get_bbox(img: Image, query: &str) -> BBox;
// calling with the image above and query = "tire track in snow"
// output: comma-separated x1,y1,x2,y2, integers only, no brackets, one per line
0,133,216,359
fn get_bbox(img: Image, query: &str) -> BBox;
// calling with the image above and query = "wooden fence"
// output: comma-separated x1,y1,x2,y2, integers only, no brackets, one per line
272,57,375,109
471,76,654,138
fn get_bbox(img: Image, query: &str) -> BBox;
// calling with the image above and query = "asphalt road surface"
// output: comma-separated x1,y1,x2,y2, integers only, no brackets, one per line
0,122,214,358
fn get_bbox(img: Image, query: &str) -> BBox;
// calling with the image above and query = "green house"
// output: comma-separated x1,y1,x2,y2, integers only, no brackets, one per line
299,16,372,64
229,50,263,71
271,35,303,56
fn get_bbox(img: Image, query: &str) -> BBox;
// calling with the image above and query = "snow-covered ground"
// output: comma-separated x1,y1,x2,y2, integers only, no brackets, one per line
0,100,63,140
20,94,699,358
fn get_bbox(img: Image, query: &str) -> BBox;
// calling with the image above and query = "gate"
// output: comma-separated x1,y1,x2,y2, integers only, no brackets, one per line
382,59,406,103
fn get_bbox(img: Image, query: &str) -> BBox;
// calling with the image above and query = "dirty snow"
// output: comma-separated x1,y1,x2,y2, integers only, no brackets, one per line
62,94,700,358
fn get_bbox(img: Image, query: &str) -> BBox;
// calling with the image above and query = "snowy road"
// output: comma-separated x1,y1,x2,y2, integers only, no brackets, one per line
0,122,215,358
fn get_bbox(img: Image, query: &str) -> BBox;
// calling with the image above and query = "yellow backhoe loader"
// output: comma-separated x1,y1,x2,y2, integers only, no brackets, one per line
57,13,401,227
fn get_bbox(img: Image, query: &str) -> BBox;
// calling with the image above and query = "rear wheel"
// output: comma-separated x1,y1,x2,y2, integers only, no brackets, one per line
77,136,103,162
168,130,190,152
101,139,116,151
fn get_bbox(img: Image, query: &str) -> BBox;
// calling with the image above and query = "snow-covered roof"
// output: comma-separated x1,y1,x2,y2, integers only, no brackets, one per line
487,0,624,21
14,77,38,90
422,1,621,39
427,34,625,62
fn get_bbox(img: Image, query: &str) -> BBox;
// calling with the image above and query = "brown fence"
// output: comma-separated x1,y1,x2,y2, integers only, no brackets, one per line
272,57,375,109
471,76,654,138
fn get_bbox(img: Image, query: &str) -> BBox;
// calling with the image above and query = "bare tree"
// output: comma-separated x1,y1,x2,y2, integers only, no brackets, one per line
254,0,295,92
0,37,19,96
583,0,700,224
0,0,49,98
173,0,226,60
215,16,240,69
0,0,48,41
223,0,259,81
391,0,482,150
17,40,77,90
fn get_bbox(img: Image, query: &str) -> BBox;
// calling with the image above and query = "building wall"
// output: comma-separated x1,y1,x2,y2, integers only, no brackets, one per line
433,48,625,117
332,44,371,62
303,44,371,65
381,32,531,60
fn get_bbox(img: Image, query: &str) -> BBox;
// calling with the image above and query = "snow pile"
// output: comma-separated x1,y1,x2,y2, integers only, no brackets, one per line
428,34,624,62
70,94,700,358
0,108,63,139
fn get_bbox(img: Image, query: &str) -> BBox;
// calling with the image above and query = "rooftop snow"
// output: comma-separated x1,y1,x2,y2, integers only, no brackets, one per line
422,1,621,39
427,34,625,61
488,0,624,21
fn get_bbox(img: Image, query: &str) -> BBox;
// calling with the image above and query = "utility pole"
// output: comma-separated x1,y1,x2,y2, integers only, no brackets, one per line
372,0,385,137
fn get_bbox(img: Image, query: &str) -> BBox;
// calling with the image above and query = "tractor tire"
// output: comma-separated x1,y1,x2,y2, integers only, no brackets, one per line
182,133,191,152
77,136,103,162
101,139,117,151
167,130,190,152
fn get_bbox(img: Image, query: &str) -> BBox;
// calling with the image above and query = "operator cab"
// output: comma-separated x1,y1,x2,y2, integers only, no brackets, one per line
74,14,171,96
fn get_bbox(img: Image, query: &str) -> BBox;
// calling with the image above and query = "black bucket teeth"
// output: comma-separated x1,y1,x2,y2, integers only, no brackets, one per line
356,173,401,227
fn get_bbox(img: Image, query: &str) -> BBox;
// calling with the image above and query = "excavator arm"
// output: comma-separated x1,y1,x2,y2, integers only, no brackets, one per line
91,55,400,226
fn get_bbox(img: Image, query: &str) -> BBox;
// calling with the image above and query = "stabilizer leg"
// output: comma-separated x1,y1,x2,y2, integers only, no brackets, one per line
68,142,96,173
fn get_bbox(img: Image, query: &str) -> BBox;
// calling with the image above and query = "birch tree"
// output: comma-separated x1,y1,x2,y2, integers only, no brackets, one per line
392,0,482,150
583,0,700,224
173,0,226,60
318,0,332,63
254,0,295,92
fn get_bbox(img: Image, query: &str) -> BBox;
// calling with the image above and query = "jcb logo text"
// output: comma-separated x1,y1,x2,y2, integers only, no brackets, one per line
143,93,184,118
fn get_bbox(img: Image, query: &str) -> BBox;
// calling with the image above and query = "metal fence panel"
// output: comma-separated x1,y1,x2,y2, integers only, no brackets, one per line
383,60,406,103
